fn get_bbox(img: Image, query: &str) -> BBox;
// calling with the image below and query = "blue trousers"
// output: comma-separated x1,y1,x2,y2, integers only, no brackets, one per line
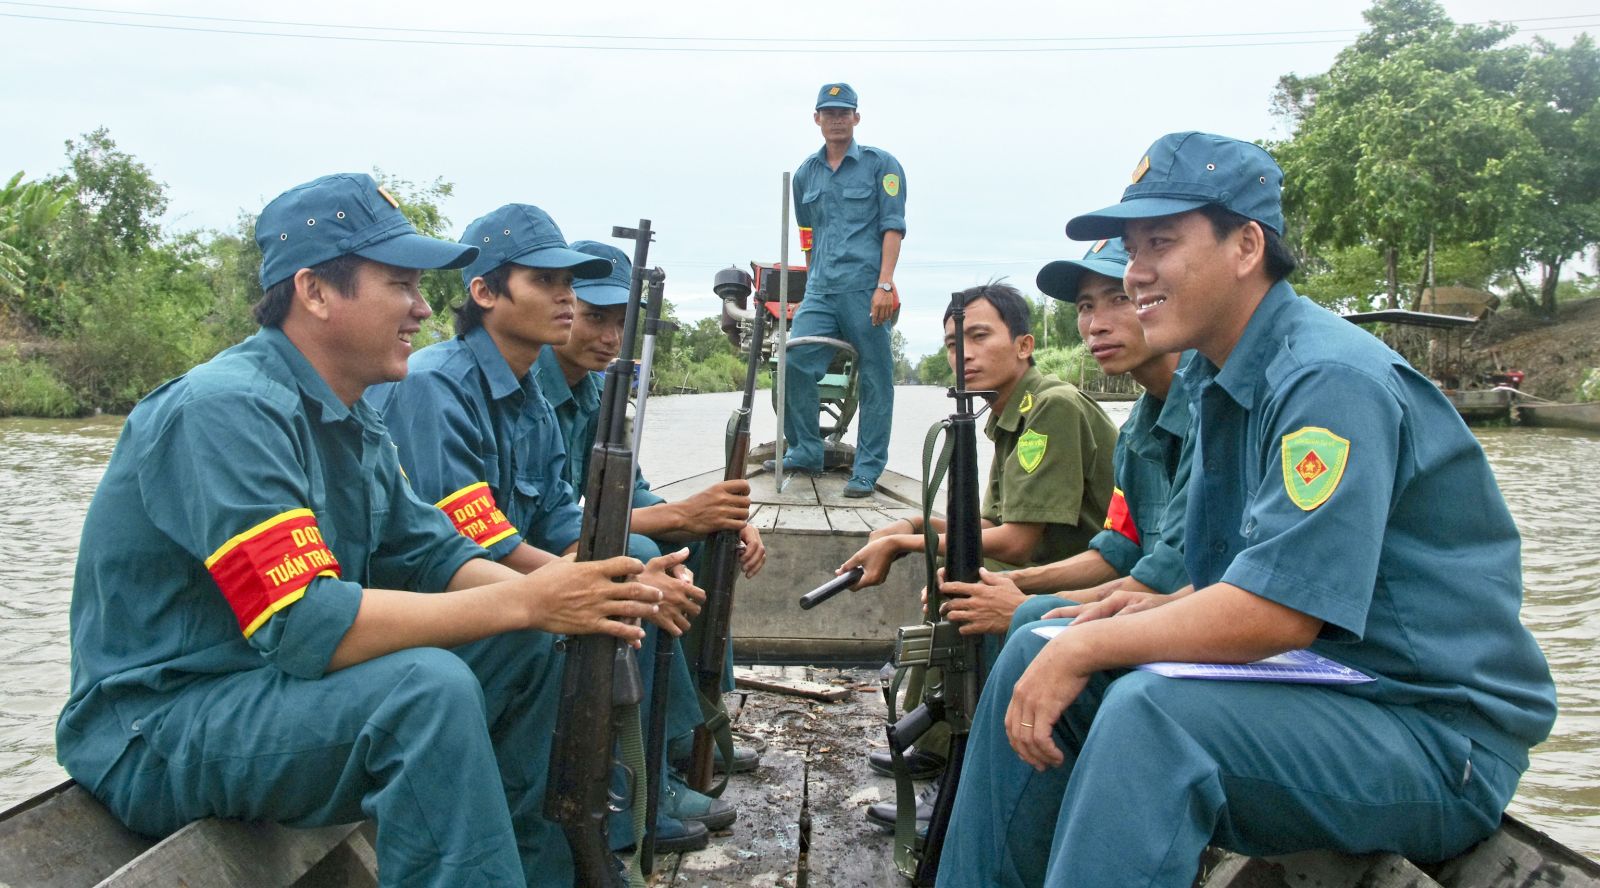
783,288,894,483
98,633,566,888
938,618,1520,888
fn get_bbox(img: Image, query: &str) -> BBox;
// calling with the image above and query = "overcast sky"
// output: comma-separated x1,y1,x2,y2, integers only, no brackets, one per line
3,0,1595,357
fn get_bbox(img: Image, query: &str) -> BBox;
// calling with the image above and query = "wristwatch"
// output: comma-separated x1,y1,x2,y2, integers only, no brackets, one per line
878,282,894,292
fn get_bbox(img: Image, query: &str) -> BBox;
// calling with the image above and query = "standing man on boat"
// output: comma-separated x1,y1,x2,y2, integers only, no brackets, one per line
775,82,906,497
534,238,769,828
369,204,714,854
938,133,1557,888
946,237,1197,635
57,173,675,888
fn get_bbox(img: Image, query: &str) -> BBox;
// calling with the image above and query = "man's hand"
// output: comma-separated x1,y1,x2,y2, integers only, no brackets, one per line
737,523,767,578
671,480,752,535
640,547,706,635
838,533,913,589
868,516,913,542
524,555,663,644
870,284,897,325
1044,583,1182,625
1006,634,1092,770
940,567,1026,635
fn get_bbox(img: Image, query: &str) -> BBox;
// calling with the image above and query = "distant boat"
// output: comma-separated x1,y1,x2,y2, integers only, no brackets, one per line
1516,399,1600,434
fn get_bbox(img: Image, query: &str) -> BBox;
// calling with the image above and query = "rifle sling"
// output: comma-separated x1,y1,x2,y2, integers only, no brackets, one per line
692,689,736,798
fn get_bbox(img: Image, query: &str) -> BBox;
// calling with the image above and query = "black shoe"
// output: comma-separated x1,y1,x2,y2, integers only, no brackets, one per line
865,779,939,833
867,746,947,780
648,816,710,853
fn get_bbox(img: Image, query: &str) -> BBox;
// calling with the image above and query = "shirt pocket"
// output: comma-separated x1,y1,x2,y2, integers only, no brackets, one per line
841,186,874,218
513,476,544,526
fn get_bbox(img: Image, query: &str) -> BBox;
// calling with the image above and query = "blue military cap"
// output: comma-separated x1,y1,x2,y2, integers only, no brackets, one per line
816,82,858,110
458,204,613,290
1066,132,1284,240
1036,237,1130,303
256,172,477,291
569,240,632,307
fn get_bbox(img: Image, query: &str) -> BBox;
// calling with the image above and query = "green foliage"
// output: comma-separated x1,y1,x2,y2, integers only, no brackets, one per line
373,169,461,315
0,171,71,307
1028,295,1082,351
0,347,81,417
890,327,914,383
914,350,953,387
1034,344,1096,385
1577,367,1600,402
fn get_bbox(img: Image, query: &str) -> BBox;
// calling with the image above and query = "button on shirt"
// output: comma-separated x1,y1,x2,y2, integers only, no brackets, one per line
533,346,663,510
793,140,907,294
983,366,1118,567
369,327,584,558
1086,351,1198,594
58,327,483,789
1184,281,1555,767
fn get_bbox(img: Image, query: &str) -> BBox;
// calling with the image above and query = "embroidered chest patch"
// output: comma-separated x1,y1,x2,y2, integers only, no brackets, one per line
1280,426,1350,511
1016,428,1048,474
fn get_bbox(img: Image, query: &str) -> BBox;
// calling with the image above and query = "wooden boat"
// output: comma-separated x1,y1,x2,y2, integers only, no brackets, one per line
1517,400,1600,434
6,668,1598,887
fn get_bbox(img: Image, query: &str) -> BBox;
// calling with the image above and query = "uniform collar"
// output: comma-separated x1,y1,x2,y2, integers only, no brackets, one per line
987,365,1045,436
1206,280,1298,408
259,325,369,425
1153,350,1200,439
464,325,526,401
533,346,601,414
812,139,862,166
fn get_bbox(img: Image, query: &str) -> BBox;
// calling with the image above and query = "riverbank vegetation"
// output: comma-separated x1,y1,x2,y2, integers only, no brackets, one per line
2,0,1597,416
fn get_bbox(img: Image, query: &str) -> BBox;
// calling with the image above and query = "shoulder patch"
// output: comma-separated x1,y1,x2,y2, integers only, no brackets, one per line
1018,391,1035,414
1280,426,1349,511
882,173,900,197
1016,428,1048,474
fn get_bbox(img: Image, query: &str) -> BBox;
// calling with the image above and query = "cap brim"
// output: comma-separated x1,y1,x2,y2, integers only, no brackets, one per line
572,282,630,306
508,246,614,279
1036,257,1127,302
1065,196,1211,240
816,101,856,109
357,231,478,271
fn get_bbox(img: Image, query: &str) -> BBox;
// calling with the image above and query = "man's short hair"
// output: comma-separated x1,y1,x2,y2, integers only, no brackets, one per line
452,264,515,336
252,253,365,328
945,280,1036,367
1195,204,1297,282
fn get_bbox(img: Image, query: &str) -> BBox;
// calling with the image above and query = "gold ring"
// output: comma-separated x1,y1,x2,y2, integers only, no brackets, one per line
1020,721,1034,728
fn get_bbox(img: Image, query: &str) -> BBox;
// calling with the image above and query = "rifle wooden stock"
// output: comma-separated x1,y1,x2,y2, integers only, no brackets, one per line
687,304,765,792
544,220,656,888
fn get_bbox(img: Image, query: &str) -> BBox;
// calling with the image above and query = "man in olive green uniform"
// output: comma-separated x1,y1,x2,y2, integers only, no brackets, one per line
839,282,1116,822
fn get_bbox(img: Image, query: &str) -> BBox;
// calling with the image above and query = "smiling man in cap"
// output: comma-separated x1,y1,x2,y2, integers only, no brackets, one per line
58,173,673,887
778,81,908,496
937,134,1556,887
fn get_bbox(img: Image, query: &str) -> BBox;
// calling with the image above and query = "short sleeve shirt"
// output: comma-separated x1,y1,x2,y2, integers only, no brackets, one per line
58,327,483,789
368,327,585,558
982,366,1118,567
534,346,663,510
1184,281,1555,767
1086,351,1198,594
793,140,907,295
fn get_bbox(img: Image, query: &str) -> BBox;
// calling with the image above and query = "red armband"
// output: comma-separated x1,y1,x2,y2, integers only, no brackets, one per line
799,227,814,252
206,509,341,637
436,482,517,549
1103,487,1140,546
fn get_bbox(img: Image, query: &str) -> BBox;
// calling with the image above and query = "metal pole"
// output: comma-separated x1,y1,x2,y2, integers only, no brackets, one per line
775,172,791,491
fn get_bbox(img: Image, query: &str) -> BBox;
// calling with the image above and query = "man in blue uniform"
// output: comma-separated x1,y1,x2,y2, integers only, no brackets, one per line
938,134,1558,887
950,237,1196,635
57,173,674,888
534,238,770,831
370,205,712,852
780,82,907,496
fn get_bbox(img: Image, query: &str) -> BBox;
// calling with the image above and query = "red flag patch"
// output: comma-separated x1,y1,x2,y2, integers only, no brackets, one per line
436,482,517,549
1103,487,1140,546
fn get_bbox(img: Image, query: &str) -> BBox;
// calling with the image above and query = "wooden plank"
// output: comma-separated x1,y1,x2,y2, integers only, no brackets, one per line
750,503,779,532
749,471,821,506
99,820,362,888
774,505,834,535
1431,816,1600,888
863,507,918,531
0,781,154,887
824,507,874,534
1199,847,1439,887
735,667,853,702
650,467,724,503
291,828,379,888
873,472,928,510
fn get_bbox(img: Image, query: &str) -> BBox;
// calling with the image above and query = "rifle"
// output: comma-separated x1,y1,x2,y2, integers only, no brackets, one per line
685,266,767,794
544,219,658,888
884,293,988,885
638,272,674,875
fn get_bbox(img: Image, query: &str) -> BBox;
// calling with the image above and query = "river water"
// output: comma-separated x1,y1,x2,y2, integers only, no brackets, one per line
2,388,1596,857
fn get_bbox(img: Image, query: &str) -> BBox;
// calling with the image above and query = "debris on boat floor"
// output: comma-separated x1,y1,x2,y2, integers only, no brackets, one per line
652,666,900,887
